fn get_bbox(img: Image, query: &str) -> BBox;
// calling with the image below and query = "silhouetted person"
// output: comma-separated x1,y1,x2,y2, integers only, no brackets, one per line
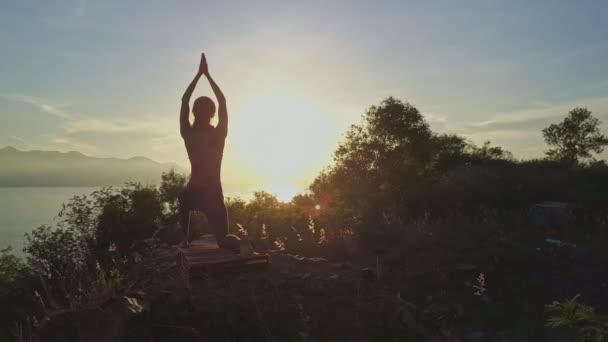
179,53,238,251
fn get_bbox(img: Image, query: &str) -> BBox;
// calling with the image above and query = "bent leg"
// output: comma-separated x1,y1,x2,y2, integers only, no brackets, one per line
203,189,242,251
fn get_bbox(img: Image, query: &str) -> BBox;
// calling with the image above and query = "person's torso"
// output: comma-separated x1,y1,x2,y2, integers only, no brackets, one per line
183,126,225,186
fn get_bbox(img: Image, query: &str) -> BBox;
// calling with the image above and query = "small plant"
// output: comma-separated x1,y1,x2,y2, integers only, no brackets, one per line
307,216,316,245
292,227,303,242
261,224,269,240
274,238,286,251
317,228,327,245
546,294,608,342
472,272,486,296
308,216,315,235
237,223,248,236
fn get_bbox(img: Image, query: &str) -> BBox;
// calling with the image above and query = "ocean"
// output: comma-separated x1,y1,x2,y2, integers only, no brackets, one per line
0,185,258,256
0,187,99,256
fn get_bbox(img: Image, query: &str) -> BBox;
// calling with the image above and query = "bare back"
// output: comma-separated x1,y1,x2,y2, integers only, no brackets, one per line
183,125,225,187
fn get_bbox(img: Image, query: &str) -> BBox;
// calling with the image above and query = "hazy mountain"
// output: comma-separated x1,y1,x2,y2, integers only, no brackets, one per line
0,146,183,187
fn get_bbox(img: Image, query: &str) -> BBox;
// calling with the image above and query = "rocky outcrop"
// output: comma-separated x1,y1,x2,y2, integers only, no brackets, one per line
34,249,447,342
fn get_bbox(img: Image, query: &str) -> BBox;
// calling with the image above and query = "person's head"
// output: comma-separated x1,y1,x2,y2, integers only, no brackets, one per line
192,96,216,123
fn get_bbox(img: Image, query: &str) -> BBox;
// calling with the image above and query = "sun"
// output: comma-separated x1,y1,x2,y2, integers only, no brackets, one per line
230,85,337,196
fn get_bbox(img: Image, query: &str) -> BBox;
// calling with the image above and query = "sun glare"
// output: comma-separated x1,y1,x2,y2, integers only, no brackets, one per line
232,85,337,192
265,182,301,202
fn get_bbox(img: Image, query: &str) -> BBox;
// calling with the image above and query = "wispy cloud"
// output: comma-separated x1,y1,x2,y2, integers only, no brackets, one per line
9,136,25,144
63,118,168,135
419,95,608,159
1,135,34,150
2,94,73,119
51,136,96,153
2,93,174,157
466,116,557,134
2,92,170,135
461,95,608,135
424,112,449,131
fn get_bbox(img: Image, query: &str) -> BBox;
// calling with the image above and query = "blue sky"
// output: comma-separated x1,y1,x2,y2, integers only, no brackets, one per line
2,0,608,189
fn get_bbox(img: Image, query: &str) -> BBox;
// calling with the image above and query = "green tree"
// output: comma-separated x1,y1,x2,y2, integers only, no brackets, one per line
310,97,514,242
542,107,608,164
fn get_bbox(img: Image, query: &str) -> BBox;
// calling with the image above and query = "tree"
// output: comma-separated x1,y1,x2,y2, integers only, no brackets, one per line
542,107,608,164
308,97,528,244
95,184,162,263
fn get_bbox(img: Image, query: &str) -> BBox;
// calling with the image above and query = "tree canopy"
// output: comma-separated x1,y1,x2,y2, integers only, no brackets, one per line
542,107,608,164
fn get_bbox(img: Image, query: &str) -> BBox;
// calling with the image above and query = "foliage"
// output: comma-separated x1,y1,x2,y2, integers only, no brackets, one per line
542,107,608,164
94,184,163,264
0,247,38,341
2,98,608,339
310,97,516,243
159,169,188,227
307,98,608,246
0,169,188,338
24,225,82,278
546,295,608,342
225,191,323,251
0,247,27,288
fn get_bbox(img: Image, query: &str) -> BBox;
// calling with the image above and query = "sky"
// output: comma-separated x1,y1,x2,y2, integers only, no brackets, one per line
2,0,608,197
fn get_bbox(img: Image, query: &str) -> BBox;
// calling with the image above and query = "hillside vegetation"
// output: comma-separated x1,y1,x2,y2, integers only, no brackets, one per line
1,98,608,341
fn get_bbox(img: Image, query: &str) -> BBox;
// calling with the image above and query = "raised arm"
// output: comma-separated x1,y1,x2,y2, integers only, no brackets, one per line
205,71,227,138
180,54,207,137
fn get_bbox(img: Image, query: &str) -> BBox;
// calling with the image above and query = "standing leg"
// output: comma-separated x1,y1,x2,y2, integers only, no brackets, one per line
203,189,240,251
205,196,229,244
179,187,196,244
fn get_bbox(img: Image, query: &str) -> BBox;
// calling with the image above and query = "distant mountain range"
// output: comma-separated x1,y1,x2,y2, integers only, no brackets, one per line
0,146,183,187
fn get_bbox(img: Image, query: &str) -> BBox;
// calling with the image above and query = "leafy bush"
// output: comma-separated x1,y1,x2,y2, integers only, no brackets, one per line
547,295,608,342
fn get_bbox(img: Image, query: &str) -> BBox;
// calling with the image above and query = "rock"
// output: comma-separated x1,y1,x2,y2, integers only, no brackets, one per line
219,234,241,252
496,330,521,342
463,330,521,342
360,267,377,281
463,331,485,341
37,295,149,342
544,238,575,248
303,256,329,263
329,262,351,270
457,264,478,271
